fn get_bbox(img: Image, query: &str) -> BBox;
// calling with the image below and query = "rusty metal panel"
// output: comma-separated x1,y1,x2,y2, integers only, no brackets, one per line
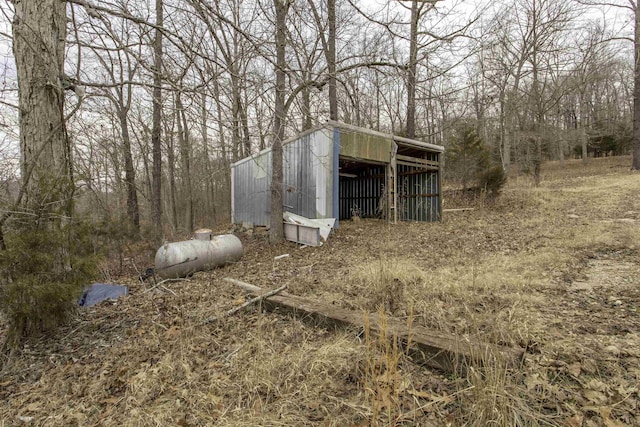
338,128,393,163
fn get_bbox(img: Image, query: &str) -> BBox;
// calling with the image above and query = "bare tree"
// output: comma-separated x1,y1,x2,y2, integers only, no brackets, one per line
633,0,640,169
328,0,337,121
85,16,142,234
151,0,164,243
175,90,193,233
270,0,289,243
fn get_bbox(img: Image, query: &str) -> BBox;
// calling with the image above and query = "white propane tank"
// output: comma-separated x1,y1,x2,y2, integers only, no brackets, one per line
154,234,243,279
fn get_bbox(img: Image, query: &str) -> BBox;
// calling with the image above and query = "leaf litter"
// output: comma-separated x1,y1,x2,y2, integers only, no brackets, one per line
1,156,639,426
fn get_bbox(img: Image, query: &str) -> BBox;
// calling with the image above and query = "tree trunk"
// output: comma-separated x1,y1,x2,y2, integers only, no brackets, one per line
633,0,640,169
212,72,229,219
201,92,215,222
579,126,588,162
499,90,509,172
119,109,139,235
579,94,589,165
176,92,193,233
151,0,164,243
11,0,74,293
240,94,251,157
328,0,338,121
301,70,313,130
270,0,288,244
13,0,72,210
166,115,178,232
231,74,242,160
406,0,418,139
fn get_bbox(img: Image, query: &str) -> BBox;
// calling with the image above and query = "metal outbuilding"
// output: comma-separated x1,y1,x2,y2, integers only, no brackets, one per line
231,121,443,227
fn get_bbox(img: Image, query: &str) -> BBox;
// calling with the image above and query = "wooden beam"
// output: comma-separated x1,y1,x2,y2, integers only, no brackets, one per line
400,193,439,198
223,278,524,373
396,161,439,170
396,154,439,167
398,168,439,176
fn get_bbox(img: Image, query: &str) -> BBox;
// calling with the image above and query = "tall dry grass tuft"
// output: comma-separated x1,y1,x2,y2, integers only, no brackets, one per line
352,254,551,425
352,259,424,315
363,307,415,426
455,361,542,426
350,254,543,347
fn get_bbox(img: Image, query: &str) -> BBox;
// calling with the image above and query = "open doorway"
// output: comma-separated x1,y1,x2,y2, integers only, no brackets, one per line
338,158,386,220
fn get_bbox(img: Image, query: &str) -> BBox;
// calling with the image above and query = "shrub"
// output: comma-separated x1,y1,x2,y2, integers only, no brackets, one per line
0,221,98,348
480,165,507,198
446,125,490,191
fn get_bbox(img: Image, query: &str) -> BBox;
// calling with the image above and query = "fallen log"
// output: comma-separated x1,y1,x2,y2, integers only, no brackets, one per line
223,278,524,373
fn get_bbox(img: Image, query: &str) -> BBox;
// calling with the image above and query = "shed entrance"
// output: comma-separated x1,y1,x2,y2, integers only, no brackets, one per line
338,158,387,220
337,142,441,222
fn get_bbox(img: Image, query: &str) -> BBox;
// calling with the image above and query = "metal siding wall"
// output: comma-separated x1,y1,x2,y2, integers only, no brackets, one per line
332,128,340,225
284,134,316,218
231,150,272,226
231,129,333,226
231,126,441,225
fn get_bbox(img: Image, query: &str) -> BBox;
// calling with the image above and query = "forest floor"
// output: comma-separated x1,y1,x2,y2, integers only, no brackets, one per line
1,156,639,426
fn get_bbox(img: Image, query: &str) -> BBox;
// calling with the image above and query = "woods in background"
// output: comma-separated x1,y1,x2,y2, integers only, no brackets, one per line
0,0,636,240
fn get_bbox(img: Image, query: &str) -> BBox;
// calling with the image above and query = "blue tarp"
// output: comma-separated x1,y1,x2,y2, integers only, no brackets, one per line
78,283,129,307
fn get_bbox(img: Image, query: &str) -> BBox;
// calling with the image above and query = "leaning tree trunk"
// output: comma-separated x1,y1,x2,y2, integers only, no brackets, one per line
13,0,72,211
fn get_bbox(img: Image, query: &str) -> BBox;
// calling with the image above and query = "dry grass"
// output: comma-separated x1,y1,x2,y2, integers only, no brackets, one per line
2,156,640,426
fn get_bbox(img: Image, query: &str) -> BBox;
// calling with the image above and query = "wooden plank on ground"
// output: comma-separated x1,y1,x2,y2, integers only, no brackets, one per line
223,278,524,373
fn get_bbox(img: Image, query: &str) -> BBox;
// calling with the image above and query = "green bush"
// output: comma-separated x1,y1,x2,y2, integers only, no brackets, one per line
0,221,98,348
480,165,507,197
446,125,490,190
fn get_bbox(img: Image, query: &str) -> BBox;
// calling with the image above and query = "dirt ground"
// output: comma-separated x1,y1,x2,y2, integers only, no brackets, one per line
1,156,639,426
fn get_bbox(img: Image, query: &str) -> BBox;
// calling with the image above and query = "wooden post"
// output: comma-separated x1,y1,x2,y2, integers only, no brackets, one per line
388,142,398,224
437,152,443,221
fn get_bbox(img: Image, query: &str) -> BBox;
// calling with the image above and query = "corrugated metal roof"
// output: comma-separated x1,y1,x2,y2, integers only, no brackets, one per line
326,120,445,153
230,121,444,170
